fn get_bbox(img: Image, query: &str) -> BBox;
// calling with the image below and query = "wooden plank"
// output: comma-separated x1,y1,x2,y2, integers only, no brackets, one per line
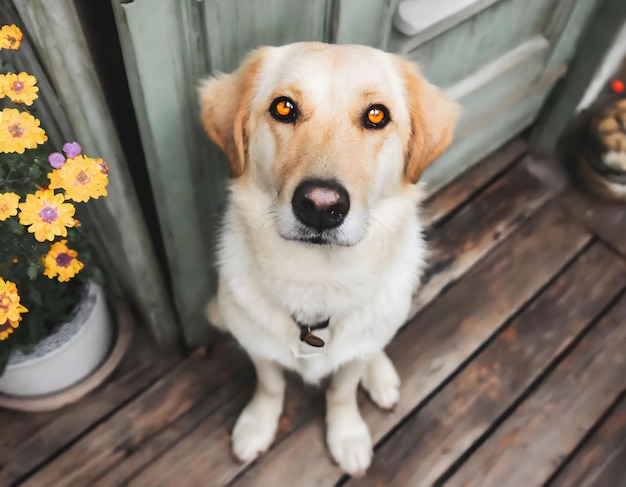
0,335,172,457
414,156,558,315
0,353,181,485
550,394,626,487
446,293,626,487
423,137,527,227
232,205,591,486
112,0,215,347
97,358,256,486
352,242,626,486
18,343,239,487
530,0,626,154
124,376,323,487
556,187,626,257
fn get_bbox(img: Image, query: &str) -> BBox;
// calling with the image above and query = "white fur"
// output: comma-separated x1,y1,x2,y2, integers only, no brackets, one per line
202,43,445,476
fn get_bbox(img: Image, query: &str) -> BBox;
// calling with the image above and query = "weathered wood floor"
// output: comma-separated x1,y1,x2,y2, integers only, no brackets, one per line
2,138,626,487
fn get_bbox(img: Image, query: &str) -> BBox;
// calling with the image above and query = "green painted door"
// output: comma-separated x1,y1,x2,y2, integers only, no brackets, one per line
112,0,598,346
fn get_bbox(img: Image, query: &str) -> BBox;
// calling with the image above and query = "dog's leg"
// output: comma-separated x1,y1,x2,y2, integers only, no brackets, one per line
231,357,285,462
326,360,372,477
361,350,400,410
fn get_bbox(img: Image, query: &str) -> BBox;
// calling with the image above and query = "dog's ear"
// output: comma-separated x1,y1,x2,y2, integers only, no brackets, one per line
198,48,267,178
400,59,460,184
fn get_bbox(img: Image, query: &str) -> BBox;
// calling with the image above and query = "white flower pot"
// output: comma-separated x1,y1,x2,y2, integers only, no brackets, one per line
0,281,112,397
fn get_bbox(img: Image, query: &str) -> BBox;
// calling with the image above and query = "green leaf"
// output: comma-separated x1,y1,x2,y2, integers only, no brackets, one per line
30,288,43,306
28,165,42,179
27,262,39,281
8,218,25,235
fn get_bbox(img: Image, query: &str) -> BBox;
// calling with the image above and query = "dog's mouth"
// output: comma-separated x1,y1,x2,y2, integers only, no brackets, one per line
285,232,344,247
280,227,354,247
275,202,367,247
308,236,328,245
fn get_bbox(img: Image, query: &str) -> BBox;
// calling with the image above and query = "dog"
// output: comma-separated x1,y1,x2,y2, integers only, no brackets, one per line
199,41,458,476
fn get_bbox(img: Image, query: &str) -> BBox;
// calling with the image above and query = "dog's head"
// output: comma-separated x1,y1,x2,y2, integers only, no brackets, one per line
199,42,458,246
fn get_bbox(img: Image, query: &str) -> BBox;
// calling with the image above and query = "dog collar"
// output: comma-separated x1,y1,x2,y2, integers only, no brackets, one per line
295,318,330,348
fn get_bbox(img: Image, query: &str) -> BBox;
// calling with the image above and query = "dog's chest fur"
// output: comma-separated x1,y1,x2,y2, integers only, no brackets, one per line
215,184,427,383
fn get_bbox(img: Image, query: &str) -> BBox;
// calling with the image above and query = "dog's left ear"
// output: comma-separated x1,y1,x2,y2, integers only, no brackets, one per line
400,59,460,184
198,48,268,178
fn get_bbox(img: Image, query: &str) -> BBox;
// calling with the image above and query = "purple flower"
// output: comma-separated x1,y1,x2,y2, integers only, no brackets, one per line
62,141,82,158
48,152,65,169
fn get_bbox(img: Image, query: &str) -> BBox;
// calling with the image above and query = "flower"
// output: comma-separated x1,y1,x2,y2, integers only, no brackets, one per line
0,278,28,331
0,25,23,51
96,158,108,175
0,108,47,154
62,141,82,158
0,192,20,221
0,317,21,340
18,189,76,242
48,152,65,169
43,240,84,282
0,72,38,105
48,155,108,202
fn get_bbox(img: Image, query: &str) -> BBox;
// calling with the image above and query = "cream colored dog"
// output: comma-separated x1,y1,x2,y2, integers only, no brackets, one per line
200,42,458,476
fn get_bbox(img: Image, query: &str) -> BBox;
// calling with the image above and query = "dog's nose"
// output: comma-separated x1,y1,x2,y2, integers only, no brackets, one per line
292,179,350,231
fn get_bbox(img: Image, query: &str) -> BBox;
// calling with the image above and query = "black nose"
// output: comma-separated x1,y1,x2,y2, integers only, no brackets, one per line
291,179,350,231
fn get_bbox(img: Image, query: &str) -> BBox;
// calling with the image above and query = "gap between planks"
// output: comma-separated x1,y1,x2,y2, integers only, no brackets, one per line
444,290,626,487
547,391,626,487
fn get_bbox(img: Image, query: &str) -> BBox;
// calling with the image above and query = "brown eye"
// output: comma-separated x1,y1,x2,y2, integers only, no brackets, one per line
270,97,298,123
363,104,390,129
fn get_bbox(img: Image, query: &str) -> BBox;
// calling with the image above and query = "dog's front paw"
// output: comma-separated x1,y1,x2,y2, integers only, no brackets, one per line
231,407,279,462
327,415,373,477
361,352,400,410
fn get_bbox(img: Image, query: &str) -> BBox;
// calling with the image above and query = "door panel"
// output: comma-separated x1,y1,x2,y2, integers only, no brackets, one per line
388,0,600,190
203,0,332,73
425,84,553,189
400,0,555,87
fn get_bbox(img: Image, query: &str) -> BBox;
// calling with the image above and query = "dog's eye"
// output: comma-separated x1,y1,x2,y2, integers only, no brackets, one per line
363,104,390,129
270,97,298,123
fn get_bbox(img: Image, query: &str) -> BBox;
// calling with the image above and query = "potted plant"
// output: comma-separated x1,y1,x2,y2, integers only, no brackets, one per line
0,24,127,408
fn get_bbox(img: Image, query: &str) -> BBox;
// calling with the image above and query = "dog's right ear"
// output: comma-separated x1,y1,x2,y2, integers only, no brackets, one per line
198,48,267,178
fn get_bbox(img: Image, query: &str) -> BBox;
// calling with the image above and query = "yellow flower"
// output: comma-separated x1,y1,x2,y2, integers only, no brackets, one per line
18,189,76,242
0,278,28,328
48,155,108,202
0,108,47,154
0,316,22,341
0,25,23,51
43,240,84,282
0,72,39,105
0,192,20,221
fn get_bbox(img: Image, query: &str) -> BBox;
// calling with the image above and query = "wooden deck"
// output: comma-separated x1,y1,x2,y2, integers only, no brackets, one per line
2,138,626,487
